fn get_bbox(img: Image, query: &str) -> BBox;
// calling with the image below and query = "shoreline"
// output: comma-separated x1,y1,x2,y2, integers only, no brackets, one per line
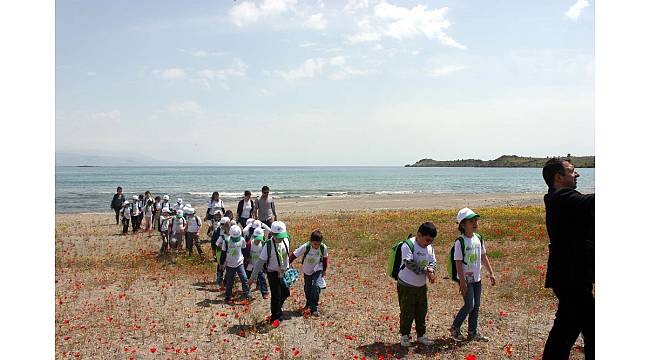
58,192,545,217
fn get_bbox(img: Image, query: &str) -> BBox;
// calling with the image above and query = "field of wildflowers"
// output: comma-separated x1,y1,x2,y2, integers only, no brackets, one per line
55,206,585,359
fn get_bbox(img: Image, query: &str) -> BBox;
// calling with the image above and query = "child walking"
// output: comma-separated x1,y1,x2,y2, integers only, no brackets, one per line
450,208,496,342
210,211,223,261
289,230,328,317
130,195,141,233
246,227,269,299
170,210,186,252
214,217,231,290
158,208,172,254
185,207,203,256
120,201,131,234
144,199,154,232
248,221,291,322
222,225,251,303
396,222,438,347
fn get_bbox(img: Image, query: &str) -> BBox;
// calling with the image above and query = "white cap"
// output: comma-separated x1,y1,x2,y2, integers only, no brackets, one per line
230,220,237,226
185,207,195,215
252,220,262,229
219,217,231,225
229,225,242,238
214,210,223,216
132,195,138,200
185,203,192,208
163,195,169,201
177,198,183,204
456,207,480,223
123,200,130,206
270,221,288,238
246,218,254,226
253,227,265,238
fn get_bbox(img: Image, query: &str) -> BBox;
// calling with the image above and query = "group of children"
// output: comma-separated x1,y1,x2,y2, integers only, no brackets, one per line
114,189,495,346
395,208,496,348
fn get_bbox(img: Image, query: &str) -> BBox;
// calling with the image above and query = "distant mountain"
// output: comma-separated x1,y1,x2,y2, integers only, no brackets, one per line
55,152,206,167
405,155,595,168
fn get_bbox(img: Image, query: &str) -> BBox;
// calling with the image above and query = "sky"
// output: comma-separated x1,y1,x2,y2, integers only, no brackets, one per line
55,0,595,166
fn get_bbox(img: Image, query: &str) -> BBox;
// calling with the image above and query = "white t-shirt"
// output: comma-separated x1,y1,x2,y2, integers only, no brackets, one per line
173,203,183,212
453,234,486,283
121,207,131,219
208,199,224,215
293,243,328,275
397,238,437,287
241,200,253,218
171,217,186,234
159,215,171,231
144,204,154,217
222,237,245,268
131,203,141,216
247,239,265,271
186,216,202,233
259,239,290,273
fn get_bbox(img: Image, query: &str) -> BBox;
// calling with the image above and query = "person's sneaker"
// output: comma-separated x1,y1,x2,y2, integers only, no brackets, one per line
262,293,270,299
450,327,465,342
400,334,411,347
468,333,490,342
416,336,435,346
311,311,320,317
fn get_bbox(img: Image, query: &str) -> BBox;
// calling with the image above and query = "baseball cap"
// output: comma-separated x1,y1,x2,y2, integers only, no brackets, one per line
270,221,288,239
123,200,130,206
163,195,170,201
219,217,230,225
246,218,254,226
456,208,480,223
252,220,262,229
253,227,265,240
177,198,183,204
175,210,184,218
132,195,138,200
230,225,242,238
185,207,195,215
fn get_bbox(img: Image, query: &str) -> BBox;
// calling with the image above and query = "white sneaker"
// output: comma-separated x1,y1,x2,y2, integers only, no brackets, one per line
417,336,434,346
400,334,411,347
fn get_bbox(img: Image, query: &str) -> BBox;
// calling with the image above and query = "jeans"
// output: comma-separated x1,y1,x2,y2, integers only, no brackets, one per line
186,232,203,255
397,282,428,337
114,209,120,224
304,271,323,312
224,264,250,301
122,217,130,234
159,232,169,254
452,281,482,335
215,264,224,288
132,215,139,232
262,219,274,229
267,271,290,321
237,217,249,227
246,270,269,296
543,285,594,360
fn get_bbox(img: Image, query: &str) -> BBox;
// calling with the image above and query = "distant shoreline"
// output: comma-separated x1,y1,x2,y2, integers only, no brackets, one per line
406,155,595,168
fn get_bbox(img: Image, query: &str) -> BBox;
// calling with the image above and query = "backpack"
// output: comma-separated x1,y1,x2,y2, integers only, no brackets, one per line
447,233,484,282
387,234,414,280
301,243,326,264
266,238,290,269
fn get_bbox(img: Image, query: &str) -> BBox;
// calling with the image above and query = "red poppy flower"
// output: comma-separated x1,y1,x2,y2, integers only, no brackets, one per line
466,355,476,360
272,319,280,328
150,347,157,353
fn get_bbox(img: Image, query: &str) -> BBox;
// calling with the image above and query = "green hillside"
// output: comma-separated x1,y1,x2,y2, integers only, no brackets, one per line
405,155,595,168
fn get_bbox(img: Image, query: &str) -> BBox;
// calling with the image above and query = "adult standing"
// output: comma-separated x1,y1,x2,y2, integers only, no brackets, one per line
236,190,254,227
206,192,225,221
541,158,594,360
110,186,125,225
254,185,277,228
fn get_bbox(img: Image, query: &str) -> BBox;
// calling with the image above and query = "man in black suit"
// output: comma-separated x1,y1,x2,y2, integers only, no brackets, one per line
542,158,595,359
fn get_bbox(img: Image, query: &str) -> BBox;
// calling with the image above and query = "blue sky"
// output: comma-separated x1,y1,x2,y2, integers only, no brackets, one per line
55,0,594,165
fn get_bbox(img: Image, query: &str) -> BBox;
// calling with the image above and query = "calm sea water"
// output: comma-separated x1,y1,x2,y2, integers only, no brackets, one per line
55,166,595,213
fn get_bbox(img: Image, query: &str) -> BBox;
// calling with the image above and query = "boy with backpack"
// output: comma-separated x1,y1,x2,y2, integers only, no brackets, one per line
130,195,141,233
185,207,203,256
390,222,438,347
289,230,328,317
222,225,252,303
248,221,291,322
449,208,496,342
214,217,231,290
245,227,270,299
170,210,186,252
158,208,172,254
120,201,131,234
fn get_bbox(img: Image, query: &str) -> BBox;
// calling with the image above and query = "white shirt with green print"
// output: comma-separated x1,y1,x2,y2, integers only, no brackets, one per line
247,239,265,271
397,238,437,287
292,243,328,275
258,238,290,273
222,236,245,268
453,234,486,283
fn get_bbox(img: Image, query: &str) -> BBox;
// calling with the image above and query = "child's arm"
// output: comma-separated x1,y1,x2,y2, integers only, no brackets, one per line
481,253,496,286
322,256,328,277
455,260,467,296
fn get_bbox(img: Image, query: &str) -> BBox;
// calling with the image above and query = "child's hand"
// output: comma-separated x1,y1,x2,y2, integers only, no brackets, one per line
459,280,468,297
489,274,496,286
426,271,436,284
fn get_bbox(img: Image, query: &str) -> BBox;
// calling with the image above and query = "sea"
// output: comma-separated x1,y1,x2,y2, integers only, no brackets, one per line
55,166,595,214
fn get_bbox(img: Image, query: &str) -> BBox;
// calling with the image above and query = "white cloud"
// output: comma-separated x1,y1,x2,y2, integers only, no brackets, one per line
565,0,589,21
167,101,206,116
274,56,376,81
176,48,226,57
304,13,327,30
260,0,297,15
196,58,247,89
90,110,121,121
153,68,186,79
344,0,370,14
426,65,465,77
230,2,262,26
275,58,326,80
329,56,377,80
347,2,465,49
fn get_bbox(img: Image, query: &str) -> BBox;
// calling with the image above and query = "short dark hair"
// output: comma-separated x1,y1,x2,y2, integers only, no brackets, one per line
542,157,569,188
262,185,270,192
310,230,323,242
117,186,122,191
244,190,251,196
154,196,161,201
417,222,437,239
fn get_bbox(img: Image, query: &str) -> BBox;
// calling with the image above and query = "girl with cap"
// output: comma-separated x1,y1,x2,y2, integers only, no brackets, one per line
248,221,291,322
288,230,329,317
170,210,187,252
130,195,142,233
214,217,232,290
242,219,272,240
449,208,496,342
222,225,252,303
185,207,203,256
158,208,173,255
245,227,270,299
153,196,162,231
120,201,131,234
209,211,223,261
144,199,154,232
173,198,183,214
161,195,171,212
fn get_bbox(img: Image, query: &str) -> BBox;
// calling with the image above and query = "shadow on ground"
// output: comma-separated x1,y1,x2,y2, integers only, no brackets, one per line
357,338,466,358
